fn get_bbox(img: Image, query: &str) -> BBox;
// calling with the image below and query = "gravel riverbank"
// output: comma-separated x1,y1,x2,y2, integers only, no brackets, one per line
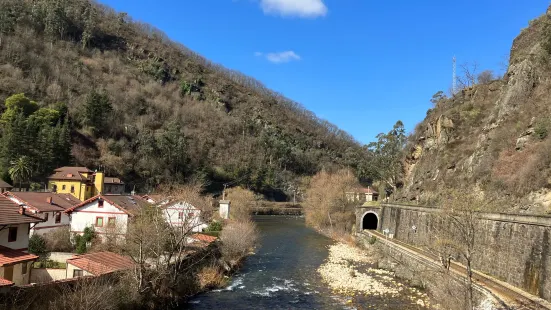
318,243,431,309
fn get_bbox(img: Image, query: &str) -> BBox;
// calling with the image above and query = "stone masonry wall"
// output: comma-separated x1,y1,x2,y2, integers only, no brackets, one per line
356,204,551,301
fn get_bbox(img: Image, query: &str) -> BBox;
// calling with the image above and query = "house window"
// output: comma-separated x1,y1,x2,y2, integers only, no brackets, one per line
108,217,116,226
22,262,27,275
8,227,17,242
73,269,83,278
44,212,49,221
52,184,57,192
62,185,66,190
70,185,75,193
178,212,184,220
98,199,104,208
95,217,104,227
55,212,61,224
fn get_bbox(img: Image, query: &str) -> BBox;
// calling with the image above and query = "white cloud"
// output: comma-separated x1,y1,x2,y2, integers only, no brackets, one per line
258,51,301,63
260,0,327,18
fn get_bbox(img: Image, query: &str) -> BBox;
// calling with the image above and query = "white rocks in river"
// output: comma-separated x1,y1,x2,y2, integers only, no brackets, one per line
317,243,400,296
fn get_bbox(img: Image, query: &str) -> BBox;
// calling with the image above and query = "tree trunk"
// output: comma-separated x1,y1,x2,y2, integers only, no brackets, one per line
466,258,474,310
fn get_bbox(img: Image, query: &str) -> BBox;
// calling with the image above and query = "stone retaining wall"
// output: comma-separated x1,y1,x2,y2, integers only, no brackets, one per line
356,203,551,301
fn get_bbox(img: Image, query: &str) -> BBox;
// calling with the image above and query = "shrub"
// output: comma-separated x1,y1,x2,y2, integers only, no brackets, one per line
28,234,49,261
368,236,377,245
74,226,96,254
44,226,73,252
225,187,258,221
534,121,548,140
206,221,223,232
220,220,258,264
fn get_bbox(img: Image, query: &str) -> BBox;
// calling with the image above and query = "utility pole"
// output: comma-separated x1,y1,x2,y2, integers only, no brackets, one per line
452,56,457,95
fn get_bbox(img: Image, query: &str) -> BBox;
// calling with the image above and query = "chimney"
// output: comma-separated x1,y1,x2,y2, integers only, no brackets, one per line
47,196,53,204
19,206,25,215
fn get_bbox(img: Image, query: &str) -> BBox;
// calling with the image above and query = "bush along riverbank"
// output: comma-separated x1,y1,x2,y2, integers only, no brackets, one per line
317,242,431,309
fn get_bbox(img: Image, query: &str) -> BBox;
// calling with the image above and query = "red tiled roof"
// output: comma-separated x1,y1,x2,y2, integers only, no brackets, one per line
5,192,81,212
66,252,135,276
65,195,150,215
0,246,38,266
349,187,379,194
0,277,13,287
0,196,44,225
191,234,217,244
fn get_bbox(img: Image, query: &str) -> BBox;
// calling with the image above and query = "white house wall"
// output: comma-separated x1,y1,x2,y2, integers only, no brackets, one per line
66,263,93,278
0,224,31,250
5,197,70,236
69,200,129,236
163,202,207,232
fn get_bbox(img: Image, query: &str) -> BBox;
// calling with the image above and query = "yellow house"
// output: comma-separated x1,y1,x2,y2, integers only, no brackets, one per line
48,167,105,201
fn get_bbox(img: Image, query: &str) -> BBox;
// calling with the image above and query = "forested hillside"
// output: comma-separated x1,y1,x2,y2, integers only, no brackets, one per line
397,6,551,214
0,0,371,196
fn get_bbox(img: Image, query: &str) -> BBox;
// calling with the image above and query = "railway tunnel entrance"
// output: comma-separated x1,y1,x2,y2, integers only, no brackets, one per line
362,212,379,230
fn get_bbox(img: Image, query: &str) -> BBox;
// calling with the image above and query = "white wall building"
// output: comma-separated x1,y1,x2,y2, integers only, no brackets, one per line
162,201,208,232
0,196,42,286
5,192,80,236
65,195,150,240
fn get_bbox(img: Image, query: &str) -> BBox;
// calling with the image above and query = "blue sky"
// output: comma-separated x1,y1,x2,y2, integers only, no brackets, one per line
98,0,549,144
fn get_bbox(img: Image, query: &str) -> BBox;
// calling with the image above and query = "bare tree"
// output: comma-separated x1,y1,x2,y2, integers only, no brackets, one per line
477,70,494,84
433,189,494,310
457,62,479,89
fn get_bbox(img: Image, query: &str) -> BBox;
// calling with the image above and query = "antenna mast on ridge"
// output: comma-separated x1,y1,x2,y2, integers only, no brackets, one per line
452,56,457,95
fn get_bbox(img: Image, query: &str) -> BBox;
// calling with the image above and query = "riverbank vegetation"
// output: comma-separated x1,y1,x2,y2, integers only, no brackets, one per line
0,184,259,310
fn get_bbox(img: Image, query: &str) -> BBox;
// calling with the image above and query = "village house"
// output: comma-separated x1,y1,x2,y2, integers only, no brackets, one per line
161,200,208,232
0,179,12,194
48,166,125,201
0,196,43,286
4,192,81,236
66,251,135,279
104,177,125,195
346,187,379,203
64,194,150,240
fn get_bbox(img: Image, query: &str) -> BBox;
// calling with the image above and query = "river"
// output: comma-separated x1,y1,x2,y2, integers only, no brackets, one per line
184,216,427,309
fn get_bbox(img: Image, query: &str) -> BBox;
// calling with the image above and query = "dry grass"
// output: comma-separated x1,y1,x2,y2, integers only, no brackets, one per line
197,266,226,289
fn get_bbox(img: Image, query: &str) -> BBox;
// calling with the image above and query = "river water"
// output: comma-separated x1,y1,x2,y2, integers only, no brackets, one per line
185,216,426,309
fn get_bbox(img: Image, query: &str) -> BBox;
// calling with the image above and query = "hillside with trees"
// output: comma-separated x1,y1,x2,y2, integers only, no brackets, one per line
397,5,551,214
0,0,373,196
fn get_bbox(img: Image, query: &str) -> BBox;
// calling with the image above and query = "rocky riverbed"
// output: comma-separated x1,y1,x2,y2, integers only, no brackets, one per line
318,243,431,309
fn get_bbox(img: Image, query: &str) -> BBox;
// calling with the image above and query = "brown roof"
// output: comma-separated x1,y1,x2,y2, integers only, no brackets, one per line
0,277,13,287
5,192,81,212
0,179,12,189
142,194,165,203
65,195,150,215
48,167,93,181
0,196,44,225
66,252,135,276
190,234,217,244
0,246,38,266
104,177,124,185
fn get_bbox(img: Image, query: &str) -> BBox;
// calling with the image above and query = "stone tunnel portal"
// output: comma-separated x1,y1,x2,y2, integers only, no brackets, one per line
362,212,379,230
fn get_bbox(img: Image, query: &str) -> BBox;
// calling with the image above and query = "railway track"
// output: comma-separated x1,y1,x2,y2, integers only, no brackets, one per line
360,231,551,309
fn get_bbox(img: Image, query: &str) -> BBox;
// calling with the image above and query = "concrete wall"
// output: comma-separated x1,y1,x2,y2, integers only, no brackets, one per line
49,252,74,264
30,268,67,283
356,203,551,301
66,263,93,278
0,223,31,250
0,261,32,285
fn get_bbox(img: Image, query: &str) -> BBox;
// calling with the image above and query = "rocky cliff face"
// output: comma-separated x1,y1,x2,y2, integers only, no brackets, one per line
398,8,551,214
